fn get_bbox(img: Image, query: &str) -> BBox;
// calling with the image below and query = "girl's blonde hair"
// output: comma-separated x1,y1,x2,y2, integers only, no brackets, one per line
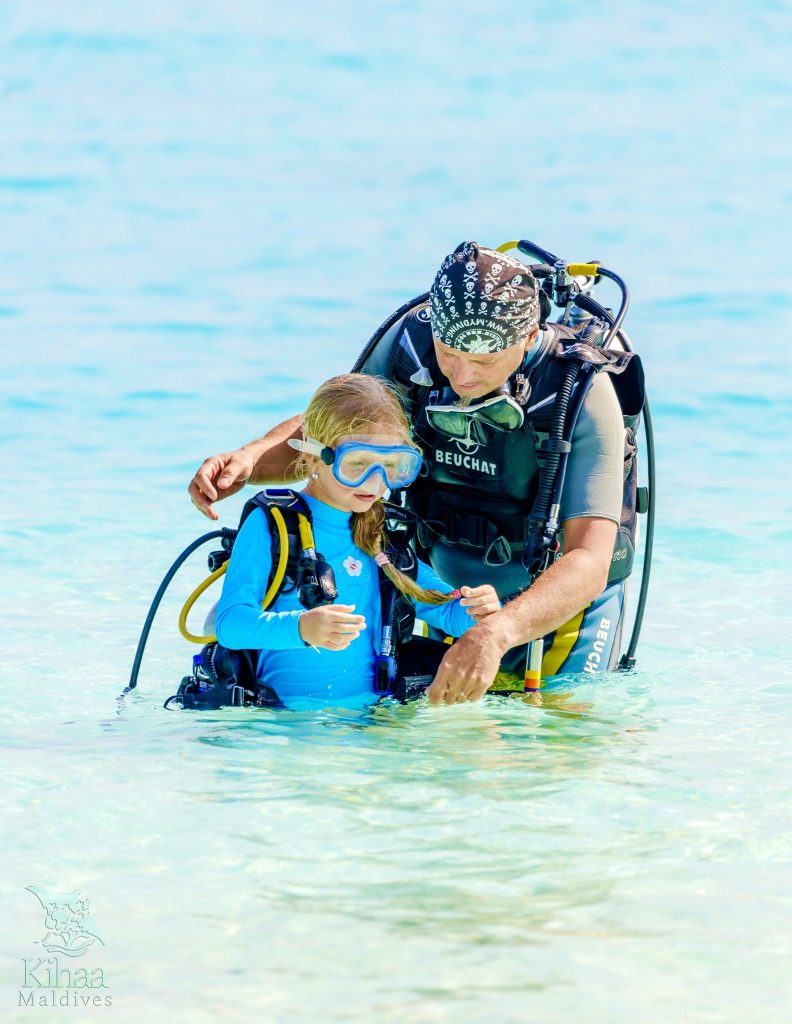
295,374,452,606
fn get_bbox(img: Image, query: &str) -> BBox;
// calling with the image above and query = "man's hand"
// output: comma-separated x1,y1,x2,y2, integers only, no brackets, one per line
188,450,256,520
425,620,511,705
187,414,305,519
298,605,367,651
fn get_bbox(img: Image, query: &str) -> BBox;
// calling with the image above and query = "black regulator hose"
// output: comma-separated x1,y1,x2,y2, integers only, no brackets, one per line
524,361,582,574
591,267,630,347
620,393,656,668
123,528,234,694
516,239,559,266
538,361,580,513
550,365,597,517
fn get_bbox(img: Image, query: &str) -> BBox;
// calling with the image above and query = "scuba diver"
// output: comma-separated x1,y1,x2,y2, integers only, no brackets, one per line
146,374,499,710
186,239,653,704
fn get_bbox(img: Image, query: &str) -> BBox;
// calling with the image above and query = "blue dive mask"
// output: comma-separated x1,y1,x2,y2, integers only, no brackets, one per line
288,438,423,490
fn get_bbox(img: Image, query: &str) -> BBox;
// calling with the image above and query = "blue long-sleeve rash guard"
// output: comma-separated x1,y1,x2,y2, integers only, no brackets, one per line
215,493,480,709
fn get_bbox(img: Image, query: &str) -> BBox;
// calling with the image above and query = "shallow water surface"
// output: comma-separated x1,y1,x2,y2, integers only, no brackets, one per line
1,2,791,1021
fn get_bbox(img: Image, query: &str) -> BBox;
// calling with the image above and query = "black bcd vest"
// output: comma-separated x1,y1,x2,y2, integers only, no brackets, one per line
371,303,645,589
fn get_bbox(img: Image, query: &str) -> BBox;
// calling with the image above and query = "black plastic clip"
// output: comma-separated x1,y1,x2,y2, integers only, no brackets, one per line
538,438,572,454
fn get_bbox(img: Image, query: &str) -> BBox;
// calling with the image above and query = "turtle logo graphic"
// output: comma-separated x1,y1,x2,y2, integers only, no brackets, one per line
451,434,483,456
26,887,104,958
449,415,494,456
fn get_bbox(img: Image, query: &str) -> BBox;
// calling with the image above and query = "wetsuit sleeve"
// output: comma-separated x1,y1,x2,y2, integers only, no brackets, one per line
215,508,304,650
412,559,479,637
559,371,624,525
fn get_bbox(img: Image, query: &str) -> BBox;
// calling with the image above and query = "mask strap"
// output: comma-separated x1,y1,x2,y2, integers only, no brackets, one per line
287,437,325,458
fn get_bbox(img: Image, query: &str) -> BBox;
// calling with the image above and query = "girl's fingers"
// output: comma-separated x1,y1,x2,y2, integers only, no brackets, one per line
459,585,499,615
460,586,497,603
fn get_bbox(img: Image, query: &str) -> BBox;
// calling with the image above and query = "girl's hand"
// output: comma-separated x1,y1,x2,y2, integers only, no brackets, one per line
457,584,501,622
298,604,366,650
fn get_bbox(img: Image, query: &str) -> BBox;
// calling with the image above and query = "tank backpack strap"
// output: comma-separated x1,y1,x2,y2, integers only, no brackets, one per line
239,487,304,590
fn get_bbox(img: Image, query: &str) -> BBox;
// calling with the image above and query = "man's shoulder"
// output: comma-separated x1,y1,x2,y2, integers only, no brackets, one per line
582,369,622,421
354,303,435,387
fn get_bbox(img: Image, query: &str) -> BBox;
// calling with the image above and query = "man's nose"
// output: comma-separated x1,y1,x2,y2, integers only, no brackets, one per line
449,361,476,387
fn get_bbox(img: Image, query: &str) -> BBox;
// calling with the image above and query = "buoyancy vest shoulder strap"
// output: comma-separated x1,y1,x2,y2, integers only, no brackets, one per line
239,488,307,594
239,487,312,530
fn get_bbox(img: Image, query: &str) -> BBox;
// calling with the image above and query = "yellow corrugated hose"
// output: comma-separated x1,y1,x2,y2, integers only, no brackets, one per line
178,505,291,644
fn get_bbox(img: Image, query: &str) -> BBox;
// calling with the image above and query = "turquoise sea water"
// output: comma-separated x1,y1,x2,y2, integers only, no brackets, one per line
2,2,791,1021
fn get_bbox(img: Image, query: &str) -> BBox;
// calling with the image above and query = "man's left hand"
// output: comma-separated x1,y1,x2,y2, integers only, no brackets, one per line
425,622,509,705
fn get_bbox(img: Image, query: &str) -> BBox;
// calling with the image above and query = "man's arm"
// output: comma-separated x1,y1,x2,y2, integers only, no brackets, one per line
188,414,305,520
425,516,617,704
188,309,412,519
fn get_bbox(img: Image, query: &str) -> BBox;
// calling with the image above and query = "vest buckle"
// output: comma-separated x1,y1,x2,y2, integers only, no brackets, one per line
484,535,512,566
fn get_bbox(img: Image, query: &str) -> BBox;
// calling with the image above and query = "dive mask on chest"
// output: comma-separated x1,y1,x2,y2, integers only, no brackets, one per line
424,390,525,440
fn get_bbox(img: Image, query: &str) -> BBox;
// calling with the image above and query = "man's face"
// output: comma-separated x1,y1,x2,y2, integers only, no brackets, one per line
432,327,539,400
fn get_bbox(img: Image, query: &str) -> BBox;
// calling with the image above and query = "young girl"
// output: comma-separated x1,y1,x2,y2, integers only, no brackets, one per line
215,374,499,709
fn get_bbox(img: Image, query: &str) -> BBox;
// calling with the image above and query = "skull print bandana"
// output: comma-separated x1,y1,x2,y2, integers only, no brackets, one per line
429,241,540,353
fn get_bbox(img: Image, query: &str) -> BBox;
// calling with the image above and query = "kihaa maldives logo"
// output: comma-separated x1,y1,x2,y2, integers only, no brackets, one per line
18,887,111,1009
26,886,104,957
